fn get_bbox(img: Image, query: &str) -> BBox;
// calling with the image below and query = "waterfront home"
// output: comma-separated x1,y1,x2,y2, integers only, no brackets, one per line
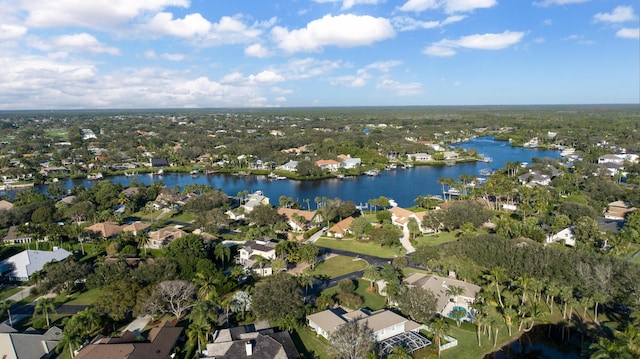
242,191,270,214
0,248,72,281
389,207,429,233
277,208,318,231
278,160,298,172
407,153,432,162
404,273,480,319
518,170,551,187
326,216,354,238
315,159,341,172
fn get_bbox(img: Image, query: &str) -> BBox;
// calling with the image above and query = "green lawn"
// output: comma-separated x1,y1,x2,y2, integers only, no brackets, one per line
322,278,387,311
292,326,332,359
304,255,368,278
0,286,22,301
63,288,102,305
414,232,460,246
168,212,195,223
316,237,405,258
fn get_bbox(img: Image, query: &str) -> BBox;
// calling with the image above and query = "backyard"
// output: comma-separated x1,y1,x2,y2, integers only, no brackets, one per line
315,237,405,258
304,255,368,278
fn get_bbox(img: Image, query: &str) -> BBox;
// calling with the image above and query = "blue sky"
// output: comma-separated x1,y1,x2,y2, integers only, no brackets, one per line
0,0,638,109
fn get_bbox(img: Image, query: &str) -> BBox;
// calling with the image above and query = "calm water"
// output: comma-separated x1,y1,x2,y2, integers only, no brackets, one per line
485,325,584,359
23,137,560,207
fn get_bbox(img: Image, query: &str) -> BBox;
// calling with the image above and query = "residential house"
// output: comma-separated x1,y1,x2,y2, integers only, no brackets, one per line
122,222,150,236
237,238,277,276
0,248,72,281
277,208,318,231
0,200,13,211
307,308,428,354
547,227,576,247
86,222,124,239
145,227,187,250
56,195,76,206
404,273,480,319
0,325,62,359
315,159,341,172
2,226,33,245
74,321,182,359
442,151,459,160
389,207,428,233
203,323,300,359
598,153,639,165
278,160,298,172
326,216,354,238
407,153,432,162
604,201,636,221
518,170,551,187
241,191,270,215
150,158,170,167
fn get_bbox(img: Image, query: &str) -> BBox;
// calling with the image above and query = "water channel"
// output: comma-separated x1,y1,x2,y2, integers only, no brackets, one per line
30,136,561,207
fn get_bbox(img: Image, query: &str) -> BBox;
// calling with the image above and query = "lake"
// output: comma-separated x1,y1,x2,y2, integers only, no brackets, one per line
21,136,561,208
485,324,584,359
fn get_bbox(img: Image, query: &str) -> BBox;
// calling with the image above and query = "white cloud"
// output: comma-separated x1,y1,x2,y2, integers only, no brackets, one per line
392,15,465,31
31,33,120,55
399,0,439,12
201,16,274,46
533,0,589,8
424,30,525,56
376,78,422,96
399,0,496,13
145,12,212,38
593,6,637,24
281,58,344,79
161,53,185,61
249,70,285,84
444,0,497,14
245,43,270,58
0,24,28,41
616,28,639,39
23,0,189,29
330,73,371,87
144,50,157,59
313,0,385,10
365,60,403,72
272,14,395,53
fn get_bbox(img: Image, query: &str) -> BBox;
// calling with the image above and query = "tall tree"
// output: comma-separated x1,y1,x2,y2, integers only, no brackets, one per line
329,320,375,359
34,297,56,328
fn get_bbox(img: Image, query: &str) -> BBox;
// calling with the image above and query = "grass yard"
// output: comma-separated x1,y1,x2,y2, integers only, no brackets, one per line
304,255,368,278
291,326,332,359
168,212,195,223
0,286,22,301
45,129,68,141
322,278,387,311
414,231,460,246
63,288,102,305
316,237,405,258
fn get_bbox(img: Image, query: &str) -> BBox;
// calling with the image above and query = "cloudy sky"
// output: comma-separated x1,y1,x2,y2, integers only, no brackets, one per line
0,0,638,109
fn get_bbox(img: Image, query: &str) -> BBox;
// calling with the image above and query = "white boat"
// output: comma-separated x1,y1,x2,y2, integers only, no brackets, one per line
479,168,493,176
482,156,493,163
388,199,398,207
87,173,103,180
364,169,380,176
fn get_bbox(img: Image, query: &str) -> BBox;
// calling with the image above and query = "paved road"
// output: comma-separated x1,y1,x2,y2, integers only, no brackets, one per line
400,226,416,254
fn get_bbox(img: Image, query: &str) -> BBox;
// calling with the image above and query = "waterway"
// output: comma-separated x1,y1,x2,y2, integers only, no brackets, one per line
484,324,584,359
13,137,561,208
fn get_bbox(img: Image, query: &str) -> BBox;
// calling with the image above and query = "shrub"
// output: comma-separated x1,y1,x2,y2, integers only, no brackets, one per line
336,292,363,309
337,278,356,293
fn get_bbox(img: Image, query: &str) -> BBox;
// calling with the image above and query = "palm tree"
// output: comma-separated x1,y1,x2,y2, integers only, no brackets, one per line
589,336,632,359
136,231,150,255
558,285,573,320
472,313,486,347
545,281,560,315
515,274,532,305
483,267,506,309
188,320,210,356
191,300,219,339
430,317,450,358
503,308,517,336
66,223,86,255
214,242,231,267
387,346,413,359
57,318,82,358
362,265,380,291
445,285,465,304
34,297,56,328
194,272,218,301
450,307,466,328
297,273,314,296
579,296,595,321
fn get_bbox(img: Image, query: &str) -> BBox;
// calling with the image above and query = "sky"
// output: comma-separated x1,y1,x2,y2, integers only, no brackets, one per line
0,0,638,109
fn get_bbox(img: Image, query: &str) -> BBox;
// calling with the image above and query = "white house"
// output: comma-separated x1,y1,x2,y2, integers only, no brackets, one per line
278,160,298,172
404,273,480,319
242,191,270,214
407,153,432,162
341,158,362,169
547,227,576,247
389,207,428,233
0,248,72,281
237,238,277,276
